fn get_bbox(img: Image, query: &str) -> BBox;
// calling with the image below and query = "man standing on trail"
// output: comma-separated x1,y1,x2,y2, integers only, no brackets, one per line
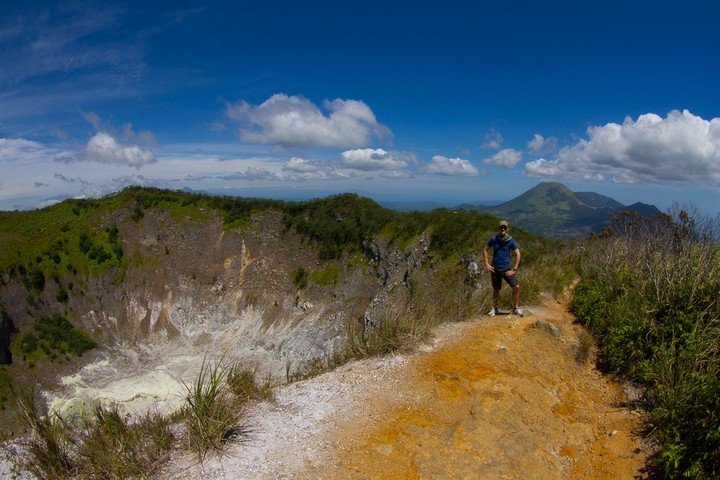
483,220,524,317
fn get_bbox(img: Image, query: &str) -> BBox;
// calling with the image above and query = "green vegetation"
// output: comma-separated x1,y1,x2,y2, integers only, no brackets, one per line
310,263,340,286
0,367,10,412
0,199,125,289
283,193,398,260
12,357,274,476
291,267,308,290
180,357,265,460
17,313,96,363
227,364,274,402
79,405,174,479
14,388,75,479
13,387,174,479
572,208,720,478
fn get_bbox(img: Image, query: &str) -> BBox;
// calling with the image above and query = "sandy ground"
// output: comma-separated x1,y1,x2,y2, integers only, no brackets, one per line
160,295,650,480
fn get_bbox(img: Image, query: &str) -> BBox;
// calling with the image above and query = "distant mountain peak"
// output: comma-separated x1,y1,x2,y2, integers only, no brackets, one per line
469,182,659,237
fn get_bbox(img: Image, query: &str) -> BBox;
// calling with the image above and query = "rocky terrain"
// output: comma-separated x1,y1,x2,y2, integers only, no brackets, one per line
0,190,651,479
0,197,432,422
157,296,649,479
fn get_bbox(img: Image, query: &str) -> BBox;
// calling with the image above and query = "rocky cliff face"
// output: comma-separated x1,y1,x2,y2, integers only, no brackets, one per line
1,205,431,413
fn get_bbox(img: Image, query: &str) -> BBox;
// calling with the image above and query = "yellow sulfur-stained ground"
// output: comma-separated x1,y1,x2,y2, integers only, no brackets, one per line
302,297,649,480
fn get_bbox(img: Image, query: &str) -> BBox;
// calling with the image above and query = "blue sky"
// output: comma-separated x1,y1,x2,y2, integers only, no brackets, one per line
1,0,719,213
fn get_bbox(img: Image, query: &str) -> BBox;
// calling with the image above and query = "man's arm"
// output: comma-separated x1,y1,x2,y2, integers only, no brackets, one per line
510,248,521,272
483,245,495,272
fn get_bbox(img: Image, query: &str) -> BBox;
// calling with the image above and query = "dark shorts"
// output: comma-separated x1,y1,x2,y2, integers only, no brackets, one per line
491,269,519,290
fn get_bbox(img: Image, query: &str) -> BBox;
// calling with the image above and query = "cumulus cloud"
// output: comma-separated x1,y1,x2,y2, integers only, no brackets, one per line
81,132,156,167
278,157,335,181
81,110,155,146
226,94,391,148
426,155,480,176
339,148,409,171
525,110,720,185
283,157,324,173
527,134,558,154
480,130,503,150
483,148,523,168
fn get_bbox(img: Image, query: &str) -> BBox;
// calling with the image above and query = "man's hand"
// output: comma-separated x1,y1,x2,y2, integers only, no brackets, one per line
485,263,495,273
506,269,516,276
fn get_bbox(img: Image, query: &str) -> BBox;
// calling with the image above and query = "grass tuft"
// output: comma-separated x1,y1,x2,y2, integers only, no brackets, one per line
12,386,174,479
575,330,595,364
181,356,243,460
227,363,274,403
13,387,77,480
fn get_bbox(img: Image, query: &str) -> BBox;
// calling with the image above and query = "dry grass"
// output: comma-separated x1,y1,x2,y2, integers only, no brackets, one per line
227,363,275,403
575,330,595,364
12,386,174,479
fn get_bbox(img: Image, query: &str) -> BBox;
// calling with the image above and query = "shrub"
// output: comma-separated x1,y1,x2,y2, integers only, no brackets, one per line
27,268,46,292
573,207,720,478
55,287,69,303
18,314,96,362
291,267,308,290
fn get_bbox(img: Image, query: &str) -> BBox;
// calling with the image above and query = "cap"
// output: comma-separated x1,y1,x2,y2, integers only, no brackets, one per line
499,220,509,228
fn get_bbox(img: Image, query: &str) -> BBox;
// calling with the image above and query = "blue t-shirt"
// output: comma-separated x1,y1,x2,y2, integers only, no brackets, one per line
486,235,518,270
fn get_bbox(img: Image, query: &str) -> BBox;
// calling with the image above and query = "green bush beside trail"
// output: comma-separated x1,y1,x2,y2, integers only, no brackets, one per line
572,209,720,479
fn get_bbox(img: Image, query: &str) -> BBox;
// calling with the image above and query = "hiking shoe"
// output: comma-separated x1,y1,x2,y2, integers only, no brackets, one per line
488,307,498,316
512,307,525,317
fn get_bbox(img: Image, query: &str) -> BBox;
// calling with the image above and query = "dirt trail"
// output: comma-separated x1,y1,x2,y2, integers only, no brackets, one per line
163,296,649,480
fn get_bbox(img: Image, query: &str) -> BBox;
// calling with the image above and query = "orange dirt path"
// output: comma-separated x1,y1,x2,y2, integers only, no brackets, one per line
302,297,648,480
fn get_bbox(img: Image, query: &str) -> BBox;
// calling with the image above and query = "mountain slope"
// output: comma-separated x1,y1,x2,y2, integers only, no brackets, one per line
471,182,659,237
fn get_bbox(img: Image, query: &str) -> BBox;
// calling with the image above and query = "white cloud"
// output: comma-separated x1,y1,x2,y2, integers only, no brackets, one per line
0,137,54,162
222,167,277,181
525,110,720,185
527,134,558,154
82,132,156,167
226,94,391,148
483,148,523,168
480,130,503,150
283,157,324,173
339,148,409,171
426,155,480,176
278,157,334,181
